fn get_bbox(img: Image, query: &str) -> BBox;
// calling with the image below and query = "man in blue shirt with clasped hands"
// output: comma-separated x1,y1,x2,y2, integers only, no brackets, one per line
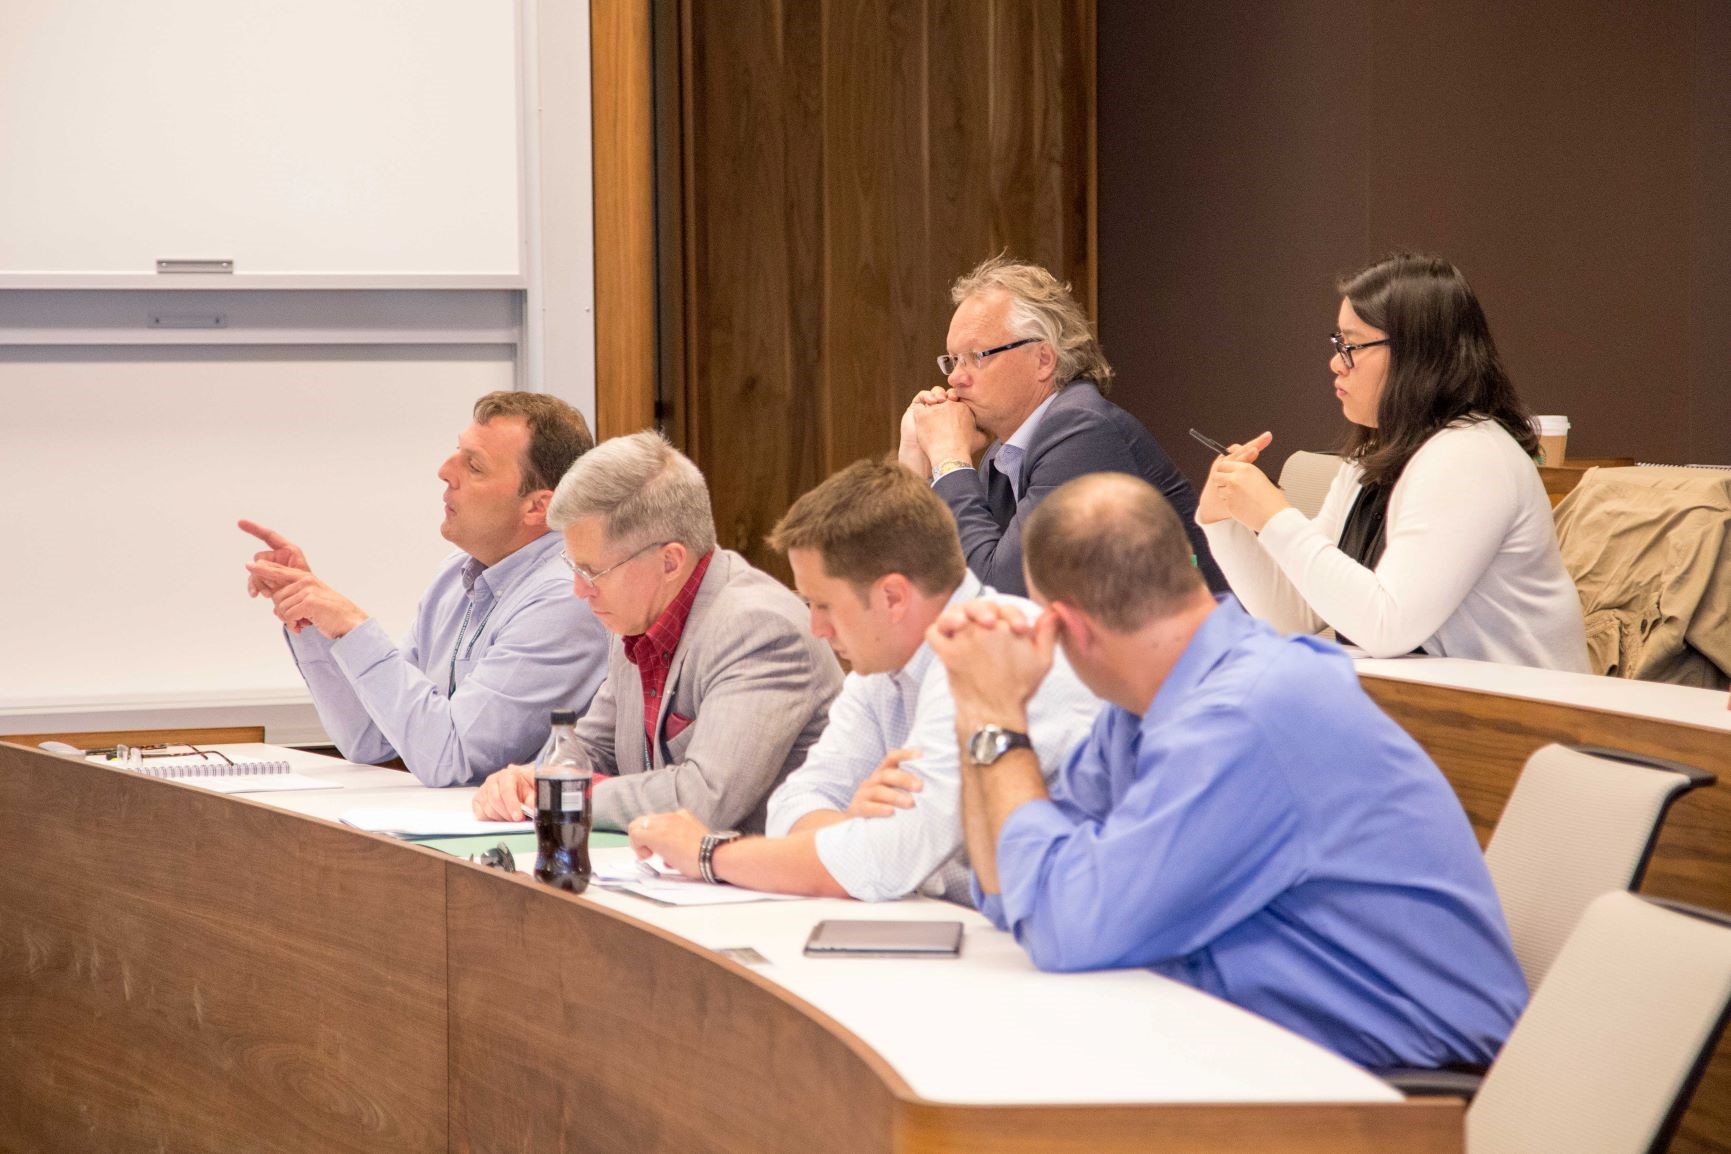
925,471,1527,1070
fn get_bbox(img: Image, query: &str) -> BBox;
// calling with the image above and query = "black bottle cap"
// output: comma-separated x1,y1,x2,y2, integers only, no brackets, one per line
550,710,577,725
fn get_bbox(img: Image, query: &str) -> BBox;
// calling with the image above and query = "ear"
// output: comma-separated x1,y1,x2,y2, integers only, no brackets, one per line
523,489,553,531
876,572,912,622
660,541,690,578
1033,339,1059,383
1048,601,1092,653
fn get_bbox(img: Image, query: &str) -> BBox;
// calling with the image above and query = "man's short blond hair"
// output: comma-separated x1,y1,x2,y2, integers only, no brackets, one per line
1024,473,1203,631
768,457,967,598
952,255,1114,392
547,430,717,554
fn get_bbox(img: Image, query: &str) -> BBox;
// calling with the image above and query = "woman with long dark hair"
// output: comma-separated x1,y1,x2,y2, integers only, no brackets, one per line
1196,252,1589,670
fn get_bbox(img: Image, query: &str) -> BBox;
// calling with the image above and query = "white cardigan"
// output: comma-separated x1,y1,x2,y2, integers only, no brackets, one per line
1200,419,1591,671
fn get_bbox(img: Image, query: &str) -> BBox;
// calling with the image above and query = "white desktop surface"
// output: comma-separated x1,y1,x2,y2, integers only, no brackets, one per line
182,743,1400,1108
1356,654,1731,731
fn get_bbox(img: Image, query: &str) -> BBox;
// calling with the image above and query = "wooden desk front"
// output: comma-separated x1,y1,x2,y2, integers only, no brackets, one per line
1359,658,1731,1154
0,744,1458,1154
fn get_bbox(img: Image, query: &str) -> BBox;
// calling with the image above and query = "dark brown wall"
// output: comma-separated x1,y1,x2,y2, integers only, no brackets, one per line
658,0,1094,577
1099,0,1731,491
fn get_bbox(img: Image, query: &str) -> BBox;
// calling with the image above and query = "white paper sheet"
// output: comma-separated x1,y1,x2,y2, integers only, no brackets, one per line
340,806,533,837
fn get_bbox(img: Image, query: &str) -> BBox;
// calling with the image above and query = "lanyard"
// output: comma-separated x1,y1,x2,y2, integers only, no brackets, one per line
447,596,498,695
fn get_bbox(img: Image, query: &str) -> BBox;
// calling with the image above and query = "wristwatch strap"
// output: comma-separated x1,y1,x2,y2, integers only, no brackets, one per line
699,831,743,885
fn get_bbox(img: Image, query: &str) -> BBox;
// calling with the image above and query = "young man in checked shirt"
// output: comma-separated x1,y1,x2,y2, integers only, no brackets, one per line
627,457,1101,904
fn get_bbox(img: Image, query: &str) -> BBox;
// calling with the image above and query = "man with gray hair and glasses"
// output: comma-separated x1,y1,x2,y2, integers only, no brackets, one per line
472,431,842,834
899,255,1224,595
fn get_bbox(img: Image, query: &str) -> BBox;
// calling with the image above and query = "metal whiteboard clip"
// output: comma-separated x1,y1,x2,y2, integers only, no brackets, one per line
156,259,235,274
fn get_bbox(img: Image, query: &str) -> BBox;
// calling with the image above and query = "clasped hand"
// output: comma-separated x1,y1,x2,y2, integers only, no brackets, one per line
924,600,1055,733
1195,431,1291,532
898,387,989,476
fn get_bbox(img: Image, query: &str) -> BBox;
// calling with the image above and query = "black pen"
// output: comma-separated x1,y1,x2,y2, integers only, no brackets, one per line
1188,427,1230,456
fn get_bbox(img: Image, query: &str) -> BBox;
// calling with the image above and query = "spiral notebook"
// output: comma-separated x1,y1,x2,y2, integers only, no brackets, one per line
91,754,337,795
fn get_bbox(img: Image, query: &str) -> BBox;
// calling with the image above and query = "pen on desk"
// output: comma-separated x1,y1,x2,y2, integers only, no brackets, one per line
1188,427,1230,456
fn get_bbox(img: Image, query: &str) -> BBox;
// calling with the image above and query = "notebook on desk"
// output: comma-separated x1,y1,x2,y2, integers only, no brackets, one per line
89,752,336,795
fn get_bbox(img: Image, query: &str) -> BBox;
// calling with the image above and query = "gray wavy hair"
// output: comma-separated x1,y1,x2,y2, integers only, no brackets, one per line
951,255,1114,393
547,430,717,554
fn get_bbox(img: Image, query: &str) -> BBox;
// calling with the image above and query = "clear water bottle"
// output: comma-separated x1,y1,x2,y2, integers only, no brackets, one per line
534,709,593,893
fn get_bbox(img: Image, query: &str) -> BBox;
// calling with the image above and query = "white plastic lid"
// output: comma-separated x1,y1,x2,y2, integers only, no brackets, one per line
1532,414,1570,435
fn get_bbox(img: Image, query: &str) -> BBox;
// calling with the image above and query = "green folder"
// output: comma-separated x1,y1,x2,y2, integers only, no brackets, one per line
415,830,631,859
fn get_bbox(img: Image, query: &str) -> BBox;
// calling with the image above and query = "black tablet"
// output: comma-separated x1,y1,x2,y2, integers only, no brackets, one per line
802,919,964,958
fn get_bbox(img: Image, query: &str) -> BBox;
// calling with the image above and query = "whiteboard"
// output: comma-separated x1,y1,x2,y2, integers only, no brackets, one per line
0,347,519,708
0,0,521,275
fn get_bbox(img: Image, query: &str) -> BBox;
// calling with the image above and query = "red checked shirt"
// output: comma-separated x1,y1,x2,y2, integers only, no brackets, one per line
621,549,714,766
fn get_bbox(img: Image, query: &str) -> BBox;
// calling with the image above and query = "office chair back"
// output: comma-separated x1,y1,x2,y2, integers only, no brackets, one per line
1484,744,1713,989
1275,450,1340,519
1468,891,1731,1154
1274,449,1336,519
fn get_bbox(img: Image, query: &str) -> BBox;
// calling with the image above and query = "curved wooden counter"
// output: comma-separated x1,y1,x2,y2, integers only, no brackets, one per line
1358,657,1731,1154
0,743,1459,1153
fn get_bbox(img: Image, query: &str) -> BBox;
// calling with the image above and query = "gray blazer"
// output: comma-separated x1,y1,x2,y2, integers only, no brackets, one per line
584,549,842,834
933,380,1226,595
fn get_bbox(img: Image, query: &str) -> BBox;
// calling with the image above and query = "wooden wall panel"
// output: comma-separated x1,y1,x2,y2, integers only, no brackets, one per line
591,0,658,439
666,0,1095,577
671,1,828,569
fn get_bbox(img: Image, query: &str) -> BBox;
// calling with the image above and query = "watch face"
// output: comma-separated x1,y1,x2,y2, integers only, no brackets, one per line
970,725,1029,765
969,727,1007,765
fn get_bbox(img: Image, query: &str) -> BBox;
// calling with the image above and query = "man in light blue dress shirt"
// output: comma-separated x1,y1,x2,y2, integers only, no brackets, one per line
926,472,1528,1069
626,458,1101,901
241,392,609,787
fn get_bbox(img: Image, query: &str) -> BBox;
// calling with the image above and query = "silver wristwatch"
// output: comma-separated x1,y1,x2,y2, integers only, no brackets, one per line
698,830,743,884
967,723,1033,767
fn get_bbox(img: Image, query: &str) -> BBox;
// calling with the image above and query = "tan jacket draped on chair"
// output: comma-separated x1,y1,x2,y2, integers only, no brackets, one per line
1553,466,1731,688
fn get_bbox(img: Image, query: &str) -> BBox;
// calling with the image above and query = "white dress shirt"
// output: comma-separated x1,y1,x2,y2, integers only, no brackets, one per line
766,572,1104,904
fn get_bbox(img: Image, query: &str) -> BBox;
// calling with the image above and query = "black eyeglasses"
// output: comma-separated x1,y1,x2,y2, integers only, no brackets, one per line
1330,332,1392,371
937,337,1041,376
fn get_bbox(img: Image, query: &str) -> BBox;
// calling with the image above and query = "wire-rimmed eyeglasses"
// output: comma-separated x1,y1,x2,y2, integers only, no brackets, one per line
559,539,671,587
109,743,237,768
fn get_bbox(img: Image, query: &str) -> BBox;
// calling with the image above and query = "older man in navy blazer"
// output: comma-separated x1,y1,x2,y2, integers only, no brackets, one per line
898,256,1224,596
